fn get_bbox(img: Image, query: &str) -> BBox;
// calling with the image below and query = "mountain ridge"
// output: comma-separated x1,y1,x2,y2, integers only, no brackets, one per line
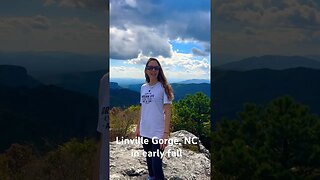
213,67,320,121
0,51,108,78
0,65,99,152
217,55,320,71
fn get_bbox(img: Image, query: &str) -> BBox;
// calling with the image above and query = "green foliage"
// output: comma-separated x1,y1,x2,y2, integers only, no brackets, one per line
212,96,320,179
0,143,38,180
109,105,140,140
172,92,211,149
43,138,98,180
0,138,98,180
0,154,10,180
4,144,34,179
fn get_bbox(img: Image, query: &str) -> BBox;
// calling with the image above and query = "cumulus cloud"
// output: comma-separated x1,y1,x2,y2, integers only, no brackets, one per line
125,0,137,8
110,25,172,60
126,50,209,78
109,0,210,79
215,26,315,58
216,0,320,28
127,52,149,65
0,16,106,54
110,0,210,43
214,0,320,62
0,15,51,32
43,0,106,10
110,66,144,79
164,52,209,79
44,0,56,6
192,48,209,57
31,15,51,30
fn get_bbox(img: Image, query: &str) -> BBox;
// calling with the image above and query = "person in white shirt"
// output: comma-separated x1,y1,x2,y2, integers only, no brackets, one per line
135,58,174,180
97,73,109,180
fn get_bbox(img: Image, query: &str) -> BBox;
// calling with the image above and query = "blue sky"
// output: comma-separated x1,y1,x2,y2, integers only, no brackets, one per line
109,0,211,81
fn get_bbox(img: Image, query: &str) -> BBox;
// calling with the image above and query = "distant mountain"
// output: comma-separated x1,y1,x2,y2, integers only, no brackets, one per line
0,65,42,88
217,55,320,71
126,83,141,92
110,88,140,108
126,83,210,101
38,70,139,107
109,82,140,107
44,69,211,107
177,79,210,84
0,51,108,78
213,68,320,122
171,83,210,100
110,78,144,88
42,70,210,107
0,66,99,152
306,55,320,61
39,70,108,98
110,82,123,89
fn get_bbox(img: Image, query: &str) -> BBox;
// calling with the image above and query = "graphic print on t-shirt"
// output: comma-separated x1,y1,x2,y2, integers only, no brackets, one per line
142,91,155,104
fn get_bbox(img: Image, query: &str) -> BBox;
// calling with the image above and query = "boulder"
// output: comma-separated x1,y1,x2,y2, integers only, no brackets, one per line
110,130,210,180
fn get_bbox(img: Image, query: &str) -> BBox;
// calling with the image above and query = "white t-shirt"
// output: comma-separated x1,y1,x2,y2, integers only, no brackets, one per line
140,82,172,139
97,73,109,133
97,73,109,180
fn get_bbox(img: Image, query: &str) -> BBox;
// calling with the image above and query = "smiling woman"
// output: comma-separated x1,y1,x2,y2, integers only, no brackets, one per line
109,0,211,179
135,57,174,180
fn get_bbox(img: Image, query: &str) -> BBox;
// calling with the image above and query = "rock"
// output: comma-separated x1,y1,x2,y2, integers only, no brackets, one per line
110,130,211,180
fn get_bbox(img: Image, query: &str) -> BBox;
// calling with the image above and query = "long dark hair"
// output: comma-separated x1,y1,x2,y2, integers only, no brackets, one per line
145,58,174,101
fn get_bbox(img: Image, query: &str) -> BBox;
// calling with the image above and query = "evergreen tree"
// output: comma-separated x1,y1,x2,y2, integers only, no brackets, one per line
212,96,320,179
172,92,211,149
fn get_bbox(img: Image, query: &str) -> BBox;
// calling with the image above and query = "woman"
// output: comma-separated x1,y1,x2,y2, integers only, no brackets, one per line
135,57,174,180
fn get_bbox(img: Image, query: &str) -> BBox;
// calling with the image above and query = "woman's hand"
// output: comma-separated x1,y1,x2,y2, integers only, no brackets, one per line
160,132,169,150
135,126,140,137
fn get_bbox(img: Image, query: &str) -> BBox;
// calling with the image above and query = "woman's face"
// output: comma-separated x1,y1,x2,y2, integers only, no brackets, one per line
145,60,160,81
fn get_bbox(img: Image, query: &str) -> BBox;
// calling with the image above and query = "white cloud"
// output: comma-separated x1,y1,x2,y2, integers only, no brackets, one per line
215,26,317,57
127,52,150,65
44,0,56,6
110,0,210,43
216,0,320,28
109,0,210,79
110,25,172,60
0,15,51,31
125,0,137,8
123,50,210,79
43,0,105,10
0,16,106,54
192,48,209,57
214,0,320,62
110,66,144,78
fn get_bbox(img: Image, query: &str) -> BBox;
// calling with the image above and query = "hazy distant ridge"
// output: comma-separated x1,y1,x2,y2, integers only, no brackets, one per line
0,65,98,151
0,51,108,77
217,55,320,71
213,67,320,120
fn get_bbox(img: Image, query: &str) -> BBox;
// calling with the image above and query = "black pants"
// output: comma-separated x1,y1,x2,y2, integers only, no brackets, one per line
142,137,164,180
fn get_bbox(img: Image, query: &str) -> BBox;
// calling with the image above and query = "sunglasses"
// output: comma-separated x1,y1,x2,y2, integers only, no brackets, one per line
145,66,161,71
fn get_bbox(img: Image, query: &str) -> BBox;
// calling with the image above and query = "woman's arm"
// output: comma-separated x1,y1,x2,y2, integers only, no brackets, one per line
161,103,172,150
135,105,141,137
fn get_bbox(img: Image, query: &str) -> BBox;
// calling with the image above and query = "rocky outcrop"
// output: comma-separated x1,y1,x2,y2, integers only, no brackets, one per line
110,130,210,180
